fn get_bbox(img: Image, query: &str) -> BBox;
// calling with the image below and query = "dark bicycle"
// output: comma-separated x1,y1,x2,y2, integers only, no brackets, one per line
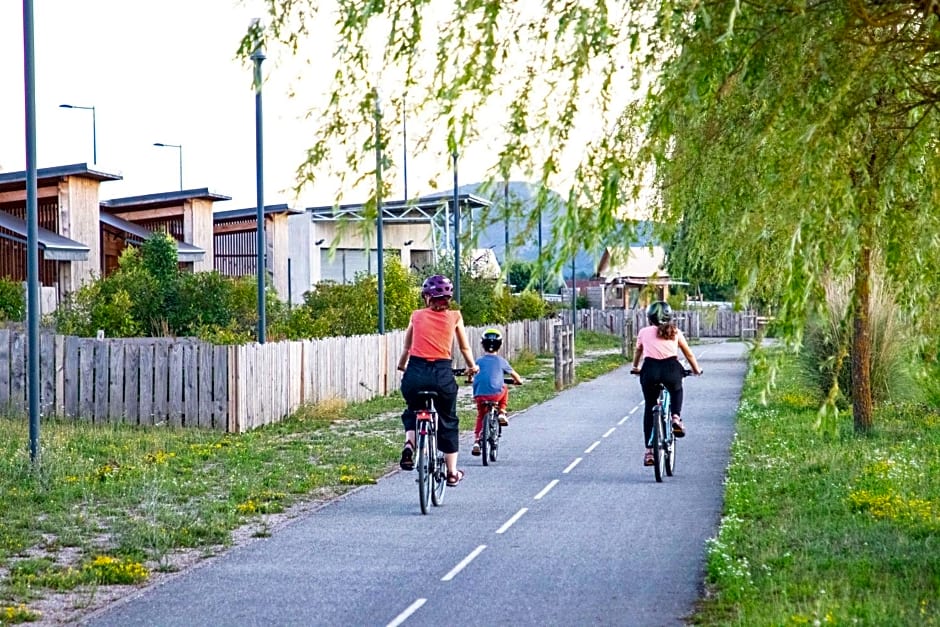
413,369,467,514
477,377,520,466
648,368,693,482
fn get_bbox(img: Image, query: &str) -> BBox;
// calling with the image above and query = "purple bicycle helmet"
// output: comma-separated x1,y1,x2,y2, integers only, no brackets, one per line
422,274,454,299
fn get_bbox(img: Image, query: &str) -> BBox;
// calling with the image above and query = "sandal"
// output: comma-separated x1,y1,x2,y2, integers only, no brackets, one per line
671,416,686,438
644,448,655,466
446,469,465,487
399,442,415,471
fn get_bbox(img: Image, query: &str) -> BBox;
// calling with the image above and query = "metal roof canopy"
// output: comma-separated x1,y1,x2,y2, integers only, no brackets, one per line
0,162,122,193
100,212,205,263
101,188,232,212
306,192,492,224
0,210,89,261
214,204,303,222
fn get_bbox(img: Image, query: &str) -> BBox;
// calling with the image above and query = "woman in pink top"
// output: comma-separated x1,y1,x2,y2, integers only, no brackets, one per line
631,301,702,467
396,274,478,486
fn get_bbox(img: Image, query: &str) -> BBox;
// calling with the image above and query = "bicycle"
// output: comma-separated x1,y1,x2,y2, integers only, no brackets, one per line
476,377,520,466
633,367,695,483
413,368,466,515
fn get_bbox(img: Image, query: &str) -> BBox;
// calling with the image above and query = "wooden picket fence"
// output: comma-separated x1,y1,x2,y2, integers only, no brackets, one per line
0,318,556,433
561,308,765,340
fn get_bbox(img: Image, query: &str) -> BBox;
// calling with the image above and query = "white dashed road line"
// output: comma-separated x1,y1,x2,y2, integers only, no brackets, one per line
387,598,426,627
584,441,601,454
533,479,559,500
496,508,528,534
563,458,582,474
441,545,487,582
602,427,616,438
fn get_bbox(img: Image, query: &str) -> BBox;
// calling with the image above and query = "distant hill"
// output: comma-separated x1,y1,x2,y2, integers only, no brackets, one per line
452,181,654,282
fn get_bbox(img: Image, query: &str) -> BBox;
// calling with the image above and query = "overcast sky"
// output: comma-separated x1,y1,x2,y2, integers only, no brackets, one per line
0,0,470,210
2,1,644,215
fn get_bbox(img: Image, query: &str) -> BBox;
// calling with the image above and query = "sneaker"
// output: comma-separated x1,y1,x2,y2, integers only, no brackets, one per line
671,416,686,438
644,448,655,466
498,412,509,426
399,443,414,470
471,441,482,456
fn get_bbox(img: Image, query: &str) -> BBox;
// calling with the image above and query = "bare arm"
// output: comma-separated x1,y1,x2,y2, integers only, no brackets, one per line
454,315,479,374
508,368,523,385
678,336,703,374
631,343,644,373
397,324,413,371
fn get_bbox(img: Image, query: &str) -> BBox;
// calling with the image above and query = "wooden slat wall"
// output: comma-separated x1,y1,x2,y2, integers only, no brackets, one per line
0,313,751,432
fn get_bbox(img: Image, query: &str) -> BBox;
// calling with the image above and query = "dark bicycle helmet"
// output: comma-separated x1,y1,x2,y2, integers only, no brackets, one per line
421,274,454,299
646,300,673,325
481,328,503,352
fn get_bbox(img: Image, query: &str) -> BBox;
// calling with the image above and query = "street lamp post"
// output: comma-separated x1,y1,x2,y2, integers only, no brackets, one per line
374,88,386,334
153,142,183,190
25,0,41,464
452,151,460,304
251,21,266,344
59,103,96,163
504,180,510,291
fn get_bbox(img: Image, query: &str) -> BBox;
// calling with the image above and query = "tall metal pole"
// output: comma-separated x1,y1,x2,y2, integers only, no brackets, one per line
153,143,182,190
402,93,408,201
24,0,41,465
59,103,96,163
252,27,266,344
90,106,97,164
452,151,460,304
504,180,510,291
374,89,385,334
538,206,543,298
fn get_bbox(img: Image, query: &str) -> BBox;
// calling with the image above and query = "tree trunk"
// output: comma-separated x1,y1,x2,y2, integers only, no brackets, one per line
852,236,874,433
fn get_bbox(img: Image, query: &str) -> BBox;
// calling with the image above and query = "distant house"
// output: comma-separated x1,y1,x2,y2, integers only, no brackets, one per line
289,192,491,303
595,245,678,309
101,188,231,274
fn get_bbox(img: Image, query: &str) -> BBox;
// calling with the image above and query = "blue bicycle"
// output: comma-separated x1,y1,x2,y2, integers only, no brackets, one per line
642,368,693,483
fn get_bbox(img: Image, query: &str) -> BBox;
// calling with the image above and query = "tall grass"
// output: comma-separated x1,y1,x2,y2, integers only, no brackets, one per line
802,275,919,407
694,351,940,625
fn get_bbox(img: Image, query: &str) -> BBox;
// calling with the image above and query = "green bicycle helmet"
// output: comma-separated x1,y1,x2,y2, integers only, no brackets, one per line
646,300,673,326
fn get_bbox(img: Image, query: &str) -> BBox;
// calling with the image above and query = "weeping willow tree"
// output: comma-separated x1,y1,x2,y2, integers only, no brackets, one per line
241,2,940,431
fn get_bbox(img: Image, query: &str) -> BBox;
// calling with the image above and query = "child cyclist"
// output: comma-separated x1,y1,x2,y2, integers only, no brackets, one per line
471,328,523,456
631,300,702,467
396,274,479,487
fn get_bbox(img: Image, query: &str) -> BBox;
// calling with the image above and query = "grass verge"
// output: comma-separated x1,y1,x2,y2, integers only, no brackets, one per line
0,331,626,624
694,350,940,625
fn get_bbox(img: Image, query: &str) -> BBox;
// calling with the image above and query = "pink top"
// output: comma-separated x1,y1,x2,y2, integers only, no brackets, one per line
636,325,685,360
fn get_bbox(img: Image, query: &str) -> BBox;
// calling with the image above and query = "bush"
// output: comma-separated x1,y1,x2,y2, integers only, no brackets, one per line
802,276,919,407
0,277,25,321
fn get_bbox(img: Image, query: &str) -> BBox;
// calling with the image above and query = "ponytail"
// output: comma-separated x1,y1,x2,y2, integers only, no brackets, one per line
656,322,677,340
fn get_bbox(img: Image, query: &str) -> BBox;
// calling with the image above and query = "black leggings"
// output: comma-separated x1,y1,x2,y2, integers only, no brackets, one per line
400,358,460,454
639,356,684,446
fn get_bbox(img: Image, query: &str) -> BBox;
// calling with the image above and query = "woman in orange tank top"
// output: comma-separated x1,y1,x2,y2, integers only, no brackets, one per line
396,275,478,486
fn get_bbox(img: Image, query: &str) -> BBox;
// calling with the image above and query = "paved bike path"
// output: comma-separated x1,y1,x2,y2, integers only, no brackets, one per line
83,340,748,627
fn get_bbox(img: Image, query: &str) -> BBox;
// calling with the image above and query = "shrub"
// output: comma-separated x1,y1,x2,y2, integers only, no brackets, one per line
802,276,919,407
0,277,25,321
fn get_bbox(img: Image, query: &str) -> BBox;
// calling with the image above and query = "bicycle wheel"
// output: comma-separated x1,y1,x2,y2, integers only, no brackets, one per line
665,424,676,477
652,405,666,483
431,445,447,506
430,433,447,506
481,410,492,467
488,414,500,463
416,431,431,514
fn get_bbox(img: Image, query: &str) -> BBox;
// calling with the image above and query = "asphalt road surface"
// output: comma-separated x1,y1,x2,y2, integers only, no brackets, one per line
83,340,747,627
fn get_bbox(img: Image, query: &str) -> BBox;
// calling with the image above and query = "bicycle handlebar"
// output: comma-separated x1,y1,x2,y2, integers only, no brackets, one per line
452,368,522,385
630,366,702,376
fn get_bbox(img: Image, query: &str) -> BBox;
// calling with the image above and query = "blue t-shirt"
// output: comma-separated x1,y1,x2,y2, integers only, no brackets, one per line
473,353,512,396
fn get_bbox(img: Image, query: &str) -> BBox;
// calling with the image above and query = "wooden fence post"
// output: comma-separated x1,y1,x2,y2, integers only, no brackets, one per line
621,314,635,359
